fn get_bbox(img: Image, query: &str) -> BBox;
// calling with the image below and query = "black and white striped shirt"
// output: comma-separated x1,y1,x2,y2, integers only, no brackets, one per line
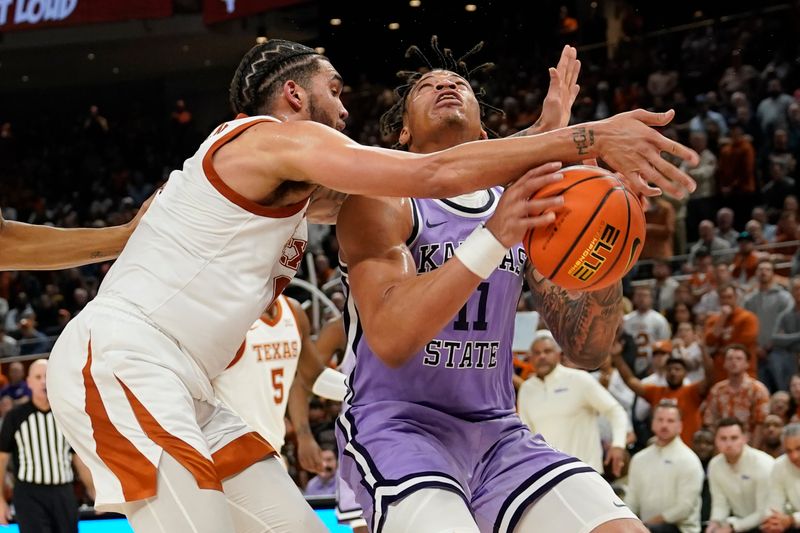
0,402,73,485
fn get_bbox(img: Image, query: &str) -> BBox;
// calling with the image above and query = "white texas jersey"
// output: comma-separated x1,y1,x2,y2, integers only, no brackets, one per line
98,115,309,379
213,296,301,450
623,309,672,373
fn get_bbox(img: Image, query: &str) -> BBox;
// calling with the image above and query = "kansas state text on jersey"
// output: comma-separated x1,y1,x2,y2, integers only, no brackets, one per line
342,189,527,420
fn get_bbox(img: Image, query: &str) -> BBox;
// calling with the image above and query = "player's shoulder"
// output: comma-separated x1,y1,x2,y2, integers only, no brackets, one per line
338,196,413,242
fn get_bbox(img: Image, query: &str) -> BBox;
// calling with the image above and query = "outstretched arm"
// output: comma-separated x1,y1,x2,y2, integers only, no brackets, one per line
610,341,647,397
527,266,623,369
217,109,698,202
0,193,154,271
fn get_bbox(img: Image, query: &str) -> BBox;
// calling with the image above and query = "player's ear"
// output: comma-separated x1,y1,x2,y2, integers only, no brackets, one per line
479,129,488,140
283,81,304,112
399,126,411,147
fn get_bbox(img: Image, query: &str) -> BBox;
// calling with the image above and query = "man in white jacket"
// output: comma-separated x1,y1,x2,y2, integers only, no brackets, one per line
626,400,704,532
762,423,800,532
706,417,774,532
518,330,629,477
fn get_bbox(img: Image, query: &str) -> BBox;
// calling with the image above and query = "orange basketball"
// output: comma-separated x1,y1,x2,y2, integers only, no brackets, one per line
524,165,645,291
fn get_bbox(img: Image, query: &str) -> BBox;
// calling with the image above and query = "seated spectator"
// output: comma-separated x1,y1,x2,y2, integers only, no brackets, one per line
624,286,672,376
518,331,628,476
303,443,337,497
716,208,739,247
0,326,18,358
706,417,774,532
704,286,759,382
16,316,49,356
763,160,797,212
690,251,719,302
690,222,733,265
653,260,680,313
673,322,706,383
732,234,769,287
691,93,729,136
762,423,800,532
757,78,795,138
752,206,778,242
770,276,800,393
0,362,30,405
693,263,740,321
666,302,696,335
625,401,704,533
745,219,769,246
703,345,770,448
3,292,33,336
763,414,787,459
693,428,716,526
613,344,712,446
772,391,792,424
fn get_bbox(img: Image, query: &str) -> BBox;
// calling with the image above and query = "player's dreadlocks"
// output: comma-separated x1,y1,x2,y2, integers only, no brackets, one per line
230,39,324,116
379,35,502,144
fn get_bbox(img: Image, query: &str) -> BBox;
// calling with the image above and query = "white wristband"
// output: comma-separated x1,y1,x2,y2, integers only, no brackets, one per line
454,223,509,279
312,367,348,402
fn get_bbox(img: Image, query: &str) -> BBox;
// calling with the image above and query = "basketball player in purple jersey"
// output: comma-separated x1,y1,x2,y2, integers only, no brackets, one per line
335,41,679,532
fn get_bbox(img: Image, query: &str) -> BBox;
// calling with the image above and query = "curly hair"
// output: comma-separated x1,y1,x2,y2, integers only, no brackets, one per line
379,35,501,143
230,39,325,116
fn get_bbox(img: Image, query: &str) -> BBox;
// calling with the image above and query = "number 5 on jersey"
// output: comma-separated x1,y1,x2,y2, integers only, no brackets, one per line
271,368,284,404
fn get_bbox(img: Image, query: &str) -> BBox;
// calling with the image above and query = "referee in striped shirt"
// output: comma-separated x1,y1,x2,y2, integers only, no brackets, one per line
0,359,94,532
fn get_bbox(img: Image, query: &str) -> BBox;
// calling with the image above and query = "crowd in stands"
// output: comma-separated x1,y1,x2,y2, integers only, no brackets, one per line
2,1,800,529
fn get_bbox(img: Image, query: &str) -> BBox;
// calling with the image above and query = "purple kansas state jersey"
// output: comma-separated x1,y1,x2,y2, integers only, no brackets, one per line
341,188,526,420
336,190,596,533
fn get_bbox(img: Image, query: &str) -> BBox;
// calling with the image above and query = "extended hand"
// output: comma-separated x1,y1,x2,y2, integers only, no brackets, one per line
297,433,324,475
592,109,699,199
604,446,627,478
537,45,581,131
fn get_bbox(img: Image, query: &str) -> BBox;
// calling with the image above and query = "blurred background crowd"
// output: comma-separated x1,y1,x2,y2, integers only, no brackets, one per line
3,0,800,530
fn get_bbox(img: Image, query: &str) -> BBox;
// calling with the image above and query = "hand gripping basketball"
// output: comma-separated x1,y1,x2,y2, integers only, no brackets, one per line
484,162,565,249
524,165,646,291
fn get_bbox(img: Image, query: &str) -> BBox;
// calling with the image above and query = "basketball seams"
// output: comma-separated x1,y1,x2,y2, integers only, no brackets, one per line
585,186,632,290
546,185,623,280
524,173,610,256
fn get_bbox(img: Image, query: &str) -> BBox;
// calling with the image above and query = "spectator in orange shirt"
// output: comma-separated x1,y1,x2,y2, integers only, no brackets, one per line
689,249,717,300
642,197,676,261
731,232,768,286
703,344,770,448
613,344,713,446
717,121,757,224
704,285,760,382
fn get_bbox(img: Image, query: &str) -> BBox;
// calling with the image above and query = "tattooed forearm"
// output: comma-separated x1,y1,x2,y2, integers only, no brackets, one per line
571,126,595,156
88,249,122,260
526,263,623,369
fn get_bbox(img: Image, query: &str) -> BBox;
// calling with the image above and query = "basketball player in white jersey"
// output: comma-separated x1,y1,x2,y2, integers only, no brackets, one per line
0,195,152,271
44,38,700,533
213,295,347,474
